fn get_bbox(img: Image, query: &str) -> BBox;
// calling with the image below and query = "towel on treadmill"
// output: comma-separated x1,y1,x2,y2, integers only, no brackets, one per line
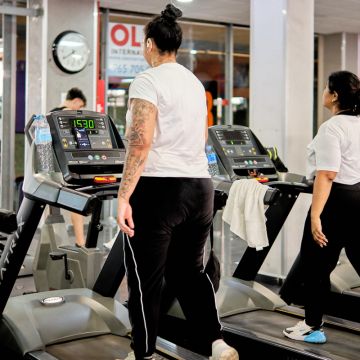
222,179,269,251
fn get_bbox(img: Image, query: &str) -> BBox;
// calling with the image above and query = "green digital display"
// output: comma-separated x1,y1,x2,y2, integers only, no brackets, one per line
72,119,95,129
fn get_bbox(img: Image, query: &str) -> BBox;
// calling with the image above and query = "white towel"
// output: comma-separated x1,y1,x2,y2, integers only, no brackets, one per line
222,179,269,250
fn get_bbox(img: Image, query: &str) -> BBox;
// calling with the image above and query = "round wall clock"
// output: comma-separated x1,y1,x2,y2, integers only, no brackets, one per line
52,31,90,74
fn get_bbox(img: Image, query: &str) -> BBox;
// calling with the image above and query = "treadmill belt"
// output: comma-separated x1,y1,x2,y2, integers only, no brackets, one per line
46,334,203,360
222,310,360,360
47,334,132,359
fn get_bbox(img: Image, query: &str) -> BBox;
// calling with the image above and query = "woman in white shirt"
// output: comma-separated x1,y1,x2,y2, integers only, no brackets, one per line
283,71,360,344
116,4,238,360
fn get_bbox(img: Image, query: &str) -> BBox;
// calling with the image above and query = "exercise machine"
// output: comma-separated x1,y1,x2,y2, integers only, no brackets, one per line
160,125,360,359
0,209,17,254
0,110,205,360
32,204,106,291
280,245,360,323
0,208,35,277
27,112,111,292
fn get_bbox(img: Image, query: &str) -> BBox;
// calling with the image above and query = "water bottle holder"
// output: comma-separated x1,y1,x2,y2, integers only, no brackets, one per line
36,143,55,173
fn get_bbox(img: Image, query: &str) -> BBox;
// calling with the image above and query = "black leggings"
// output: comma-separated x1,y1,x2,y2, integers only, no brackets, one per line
300,182,360,327
124,177,222,359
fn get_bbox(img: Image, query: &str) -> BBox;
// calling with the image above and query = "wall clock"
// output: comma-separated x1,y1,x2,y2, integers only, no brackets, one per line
52,31,90,74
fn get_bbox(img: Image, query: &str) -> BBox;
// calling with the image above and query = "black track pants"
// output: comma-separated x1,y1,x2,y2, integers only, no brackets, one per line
300,182,360,327
124,177,222,359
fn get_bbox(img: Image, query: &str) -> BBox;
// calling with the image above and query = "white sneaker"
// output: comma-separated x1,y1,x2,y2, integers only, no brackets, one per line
210,339,239,360
115,351,154,360
283,320,326,343
124,352,135,360
115,351,135,360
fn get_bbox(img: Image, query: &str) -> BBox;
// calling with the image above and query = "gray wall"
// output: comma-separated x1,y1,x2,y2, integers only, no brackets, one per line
26,0,97,120
46,0,97,111
317,33,359,126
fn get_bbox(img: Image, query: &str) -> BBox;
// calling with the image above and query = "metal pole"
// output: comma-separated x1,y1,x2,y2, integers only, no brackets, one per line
100,9,117,243
225,24,234,125
1,0,17,210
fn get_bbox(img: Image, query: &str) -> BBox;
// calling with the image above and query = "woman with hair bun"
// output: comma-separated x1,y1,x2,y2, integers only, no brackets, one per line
116,4,239,360
283,71,360,344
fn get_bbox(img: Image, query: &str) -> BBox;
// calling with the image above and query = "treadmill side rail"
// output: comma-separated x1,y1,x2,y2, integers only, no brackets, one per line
27,351,59,360
0,198,45,314
0,288,131,356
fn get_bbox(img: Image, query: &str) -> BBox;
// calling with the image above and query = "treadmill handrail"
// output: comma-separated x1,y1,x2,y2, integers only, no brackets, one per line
212,178,280,207
267,180,313,193
23,144,98,215
75,182,120,195
0,209,17,234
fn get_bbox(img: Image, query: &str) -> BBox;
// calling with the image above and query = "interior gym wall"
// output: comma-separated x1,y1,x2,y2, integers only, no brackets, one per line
317,32,360,127
45,0,97,111
249,0,314,279
26,0,97,120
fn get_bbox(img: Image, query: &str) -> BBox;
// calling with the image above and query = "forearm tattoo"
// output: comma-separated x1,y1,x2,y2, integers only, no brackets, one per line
118,99,156,200
118,152,145,199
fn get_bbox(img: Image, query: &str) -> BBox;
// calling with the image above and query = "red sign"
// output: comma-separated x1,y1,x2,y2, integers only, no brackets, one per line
110,24,141,47
108,23,148,77
96,79,105,113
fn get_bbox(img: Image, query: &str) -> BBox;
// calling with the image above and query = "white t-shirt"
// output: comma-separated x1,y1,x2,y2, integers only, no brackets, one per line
126,62,209,178
306,114,360,184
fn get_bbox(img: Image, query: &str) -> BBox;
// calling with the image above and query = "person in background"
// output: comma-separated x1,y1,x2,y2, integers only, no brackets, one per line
50,87,87,247
116,4,239,360
283,70,360,343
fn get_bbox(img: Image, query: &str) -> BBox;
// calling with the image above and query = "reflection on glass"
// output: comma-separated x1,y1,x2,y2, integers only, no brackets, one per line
104,16,250,128
107,88,127,135
178,22,226,125
233,27,250,127
105,15,149,134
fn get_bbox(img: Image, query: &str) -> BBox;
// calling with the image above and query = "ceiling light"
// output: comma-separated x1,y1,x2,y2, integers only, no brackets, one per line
176,0,193,3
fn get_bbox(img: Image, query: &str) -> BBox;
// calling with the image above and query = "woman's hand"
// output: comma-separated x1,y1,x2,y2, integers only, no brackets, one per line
310,170,336,248
311,216,328,247
117,197,135,237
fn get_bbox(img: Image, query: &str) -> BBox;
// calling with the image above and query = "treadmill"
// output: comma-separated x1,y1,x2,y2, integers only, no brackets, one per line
0,208,35,278
0,110,206,360
327,254,360,322
281,241,360,323
161,125,360,360
0,209,17,255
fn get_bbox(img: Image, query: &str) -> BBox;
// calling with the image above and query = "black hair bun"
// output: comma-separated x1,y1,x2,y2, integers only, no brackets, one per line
161,3,182,22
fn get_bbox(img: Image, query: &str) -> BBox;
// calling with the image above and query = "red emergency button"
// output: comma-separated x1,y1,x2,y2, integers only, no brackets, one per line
93,176,117,184
256,177,269,183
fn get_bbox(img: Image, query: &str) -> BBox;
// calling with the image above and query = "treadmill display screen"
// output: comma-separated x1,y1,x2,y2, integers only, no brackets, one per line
221,130,248,140
209,125,278,179
72,119,96,129
43,110,127,185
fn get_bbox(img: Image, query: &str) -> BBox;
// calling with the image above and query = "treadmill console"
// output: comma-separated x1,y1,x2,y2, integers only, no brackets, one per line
46,110,126,184
208,125,277,181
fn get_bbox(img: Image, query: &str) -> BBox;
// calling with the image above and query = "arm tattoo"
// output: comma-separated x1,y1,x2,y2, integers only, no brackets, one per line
127,99,156,146
119,99,156,200
118,153,145,199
